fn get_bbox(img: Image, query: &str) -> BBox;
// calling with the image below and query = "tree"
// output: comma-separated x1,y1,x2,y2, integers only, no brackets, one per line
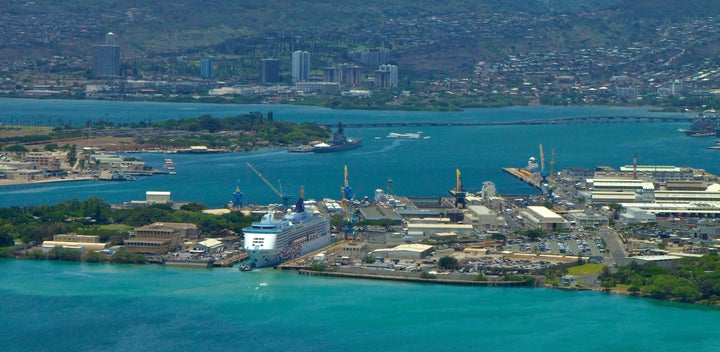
0,231,14,247
524,228,547,241
608,203,623,219
83,251,105,263
180,202,207,212
5,145,28,153
438,255,459,270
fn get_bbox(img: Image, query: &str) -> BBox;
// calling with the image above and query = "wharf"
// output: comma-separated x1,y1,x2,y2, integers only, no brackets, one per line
213,251,248,267
503,167,541,189
298,270,528,287
277,240,350,270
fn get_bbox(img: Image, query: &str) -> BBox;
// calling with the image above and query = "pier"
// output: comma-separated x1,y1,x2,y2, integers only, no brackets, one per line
503,167,541,189
213,251,247,267
319,115,687,129
298,269,529,287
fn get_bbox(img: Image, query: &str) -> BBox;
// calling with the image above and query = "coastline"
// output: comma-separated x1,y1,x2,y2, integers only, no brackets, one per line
0,176,95,187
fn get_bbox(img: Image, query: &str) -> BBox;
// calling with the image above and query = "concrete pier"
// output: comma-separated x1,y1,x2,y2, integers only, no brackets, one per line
503,167,541,189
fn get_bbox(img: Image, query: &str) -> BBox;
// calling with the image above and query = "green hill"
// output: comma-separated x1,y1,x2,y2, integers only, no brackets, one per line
1,0,718,79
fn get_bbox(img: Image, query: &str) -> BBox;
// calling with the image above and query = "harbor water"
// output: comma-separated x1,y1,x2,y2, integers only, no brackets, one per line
0,99,713,207
1,99,719,351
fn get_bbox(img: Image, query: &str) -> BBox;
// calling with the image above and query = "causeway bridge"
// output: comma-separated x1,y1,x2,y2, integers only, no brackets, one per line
320,115,687,128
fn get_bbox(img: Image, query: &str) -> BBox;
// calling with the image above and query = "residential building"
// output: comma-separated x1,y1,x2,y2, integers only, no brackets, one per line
291,51,310,82
200,58,213,79
258,58,280,83
92,32,121,77
375,64,398,89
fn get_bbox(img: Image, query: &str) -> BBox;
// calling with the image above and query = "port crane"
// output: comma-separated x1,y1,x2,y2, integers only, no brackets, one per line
341,165,356,240
538,144,554,201
449,168,467,208
231,179,244,209
246,162,294,206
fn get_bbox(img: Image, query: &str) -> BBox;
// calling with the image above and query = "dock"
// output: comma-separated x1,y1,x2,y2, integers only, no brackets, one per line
277,240,351,270
298,269,529,287
213,251,248,267
503,167,541,189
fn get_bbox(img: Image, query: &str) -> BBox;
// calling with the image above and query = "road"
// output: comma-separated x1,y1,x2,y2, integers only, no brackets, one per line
597,227,627,268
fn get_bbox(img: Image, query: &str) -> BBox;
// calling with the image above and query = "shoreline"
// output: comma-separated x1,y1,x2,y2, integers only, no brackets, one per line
0,95,687,113
2,256,718,307
0,176,95,187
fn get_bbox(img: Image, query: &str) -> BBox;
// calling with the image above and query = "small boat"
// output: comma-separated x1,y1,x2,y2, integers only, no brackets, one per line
238,263,253,271
387,132,422,139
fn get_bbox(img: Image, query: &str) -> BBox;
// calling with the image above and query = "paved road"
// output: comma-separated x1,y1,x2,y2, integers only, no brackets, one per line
597,227,627,268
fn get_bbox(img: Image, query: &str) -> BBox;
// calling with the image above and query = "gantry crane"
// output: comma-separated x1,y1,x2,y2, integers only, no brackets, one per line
341,165,356,240
538,144,554,201
231,179,244,209
246,162,294,206
448,168,467,208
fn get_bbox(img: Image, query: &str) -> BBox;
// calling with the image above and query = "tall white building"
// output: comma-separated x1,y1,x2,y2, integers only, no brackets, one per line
292,51,310,83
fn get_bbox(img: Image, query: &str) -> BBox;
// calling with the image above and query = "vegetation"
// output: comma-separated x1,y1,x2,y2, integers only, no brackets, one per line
141,113,331,148
522,229,547,241
438,256,459,270
599,254,720,304
110,250,147,264
567,264,604,276
0,197,255,255
363,255,376,264
420,271,437,279
310,263,327,272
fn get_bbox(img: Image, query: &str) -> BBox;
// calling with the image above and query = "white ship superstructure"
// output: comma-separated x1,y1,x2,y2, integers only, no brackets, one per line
242,198,331,268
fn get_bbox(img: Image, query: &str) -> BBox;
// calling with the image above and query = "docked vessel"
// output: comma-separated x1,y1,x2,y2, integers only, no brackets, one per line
681,112,718,137
242,197,331,268
313,122,362,153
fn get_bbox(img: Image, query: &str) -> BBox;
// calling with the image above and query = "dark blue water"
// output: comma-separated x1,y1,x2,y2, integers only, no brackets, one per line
0,99,710,207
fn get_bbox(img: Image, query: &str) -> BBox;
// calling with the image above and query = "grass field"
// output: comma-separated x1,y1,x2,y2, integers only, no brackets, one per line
567,263,605,276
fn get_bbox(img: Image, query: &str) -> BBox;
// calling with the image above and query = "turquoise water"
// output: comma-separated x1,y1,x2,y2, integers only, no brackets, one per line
2,100,720,351
0,99,712,207
1,259,719,352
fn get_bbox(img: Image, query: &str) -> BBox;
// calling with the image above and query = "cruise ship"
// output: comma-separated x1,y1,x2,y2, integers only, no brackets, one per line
242,198,331,268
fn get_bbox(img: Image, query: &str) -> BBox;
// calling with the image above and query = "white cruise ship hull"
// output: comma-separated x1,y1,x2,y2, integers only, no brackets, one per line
246,232,331,268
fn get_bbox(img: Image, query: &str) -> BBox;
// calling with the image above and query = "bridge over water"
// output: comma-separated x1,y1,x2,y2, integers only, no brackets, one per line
320,115,687,128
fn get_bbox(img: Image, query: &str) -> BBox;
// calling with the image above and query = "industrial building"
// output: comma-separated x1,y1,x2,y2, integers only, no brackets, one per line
405,222,474,236
371,244,434,259
519,206,569,233
358,205,403,224
42,234,108,253
617,165,696,182
465,205,504,230
566,211,610,228
620,203,720,219
125,222,199,255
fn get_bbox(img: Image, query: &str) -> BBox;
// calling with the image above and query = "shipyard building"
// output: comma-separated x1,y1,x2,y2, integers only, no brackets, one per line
125,222,199,255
